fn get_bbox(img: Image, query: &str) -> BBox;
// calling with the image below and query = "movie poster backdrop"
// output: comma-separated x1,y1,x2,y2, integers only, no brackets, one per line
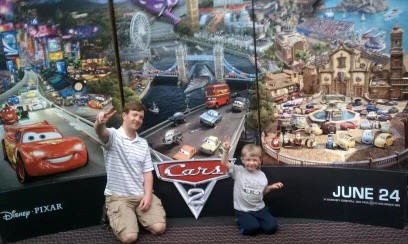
0,0,407,242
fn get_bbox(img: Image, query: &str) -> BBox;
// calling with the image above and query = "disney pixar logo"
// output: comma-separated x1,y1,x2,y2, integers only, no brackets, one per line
154,159,233,218
1,203,63,221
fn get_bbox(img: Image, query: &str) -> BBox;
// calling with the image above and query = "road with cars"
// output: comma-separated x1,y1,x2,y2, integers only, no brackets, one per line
144,103,246,160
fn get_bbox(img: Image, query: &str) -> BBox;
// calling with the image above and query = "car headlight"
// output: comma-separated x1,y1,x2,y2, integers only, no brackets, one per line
31,150,45,157
74,143,83,150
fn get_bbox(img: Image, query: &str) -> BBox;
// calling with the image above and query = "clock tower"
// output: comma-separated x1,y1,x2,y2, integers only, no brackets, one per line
390,24,404,79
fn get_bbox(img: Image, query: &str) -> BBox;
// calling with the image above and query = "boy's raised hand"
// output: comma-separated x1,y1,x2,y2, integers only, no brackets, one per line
97,107,116,124
222,136,231,152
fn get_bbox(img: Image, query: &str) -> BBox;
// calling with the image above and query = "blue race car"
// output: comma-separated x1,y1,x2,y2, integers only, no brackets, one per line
7,95,19,105
200,110,222,127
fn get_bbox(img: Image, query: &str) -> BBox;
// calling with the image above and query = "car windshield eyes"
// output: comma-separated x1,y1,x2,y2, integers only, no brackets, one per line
28,136,35,141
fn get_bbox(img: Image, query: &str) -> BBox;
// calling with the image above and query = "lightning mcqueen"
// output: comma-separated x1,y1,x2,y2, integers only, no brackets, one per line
2,121,88,183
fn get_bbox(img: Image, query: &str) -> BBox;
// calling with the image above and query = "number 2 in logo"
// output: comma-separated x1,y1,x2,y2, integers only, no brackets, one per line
188,188,205,206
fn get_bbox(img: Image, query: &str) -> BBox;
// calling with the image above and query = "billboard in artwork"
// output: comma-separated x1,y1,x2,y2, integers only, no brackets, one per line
1,31,18,56
47,37,61,53
0,0,14,24
48,51,63,61
56,61,66,74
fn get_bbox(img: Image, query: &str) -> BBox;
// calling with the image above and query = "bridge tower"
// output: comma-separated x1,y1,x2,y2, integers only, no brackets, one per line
142,62,150,81
176,44,188,84
213,44,225,83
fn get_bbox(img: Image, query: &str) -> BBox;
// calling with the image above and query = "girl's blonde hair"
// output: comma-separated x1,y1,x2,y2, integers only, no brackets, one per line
241,144,262,159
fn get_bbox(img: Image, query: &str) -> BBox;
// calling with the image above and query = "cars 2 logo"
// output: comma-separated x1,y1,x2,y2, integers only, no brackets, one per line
154,159,231,218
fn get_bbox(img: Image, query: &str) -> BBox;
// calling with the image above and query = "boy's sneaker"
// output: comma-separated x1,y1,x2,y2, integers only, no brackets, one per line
101,204,111,230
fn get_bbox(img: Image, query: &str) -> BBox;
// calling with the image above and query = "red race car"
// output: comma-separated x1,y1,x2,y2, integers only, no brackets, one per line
0,105,18,125
340,121,358,130
2,121,88,183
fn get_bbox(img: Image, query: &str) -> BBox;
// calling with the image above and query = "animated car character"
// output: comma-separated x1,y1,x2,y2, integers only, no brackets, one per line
94,95,112,107
168,112,186,126
74,99,87,106
360,119,372,129
375,99,389,105
366,103,377,112
271,132,282,150
352,99,363,106
353,106,364,112
321,120,336,134
377,114,392,121
305,103,315,109
0,105,18,125
340,121,357,130
28,98,47,111
304,107,316,114
7,95,19,105
232,97,247,112
360,109,368,116
326,134,335,149
388,106,399,114
132,0,180,24
25,91,36,98
376,109,388,115
293,132,302,146
293,115,306,129
16,106,29,121
380,121,392,133
374,133,394,148
366,111,377,120
305,133,317,148
387,100,398,106
282,133,292,147
162,129,183,145
172,144,197,160
280,112,291,119
2,121,88,183
305,123,323,135
337,134,355,151
200,110,222,127
361,130,374,144
87,99,104,109
200,136,222,155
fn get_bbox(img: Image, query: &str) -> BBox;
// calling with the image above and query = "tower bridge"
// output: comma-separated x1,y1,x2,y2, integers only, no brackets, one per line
140,44,260,83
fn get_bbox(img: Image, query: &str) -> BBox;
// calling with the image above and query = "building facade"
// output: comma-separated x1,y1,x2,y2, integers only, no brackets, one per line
274,20,307,66
318,43,371,98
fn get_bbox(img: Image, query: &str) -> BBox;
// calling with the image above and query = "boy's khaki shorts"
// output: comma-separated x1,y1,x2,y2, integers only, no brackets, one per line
105,194,166,237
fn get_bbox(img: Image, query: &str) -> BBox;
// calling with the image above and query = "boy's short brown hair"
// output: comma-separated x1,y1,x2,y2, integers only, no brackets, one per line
241,144,262,159
123,100,146,114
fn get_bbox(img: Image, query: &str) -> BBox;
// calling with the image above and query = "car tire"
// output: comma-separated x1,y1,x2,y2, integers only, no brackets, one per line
16,155,30,184
215,104,219,109
383,144,387,149
2,139,8,161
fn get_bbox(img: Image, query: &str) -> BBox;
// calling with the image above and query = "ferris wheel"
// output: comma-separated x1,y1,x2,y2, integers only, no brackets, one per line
129,11,151,50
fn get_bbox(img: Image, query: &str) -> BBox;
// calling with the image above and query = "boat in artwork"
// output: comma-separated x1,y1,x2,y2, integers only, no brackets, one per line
149,101,159,114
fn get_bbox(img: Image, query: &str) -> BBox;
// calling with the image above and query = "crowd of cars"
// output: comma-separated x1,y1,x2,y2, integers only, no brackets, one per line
273,97,401,151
